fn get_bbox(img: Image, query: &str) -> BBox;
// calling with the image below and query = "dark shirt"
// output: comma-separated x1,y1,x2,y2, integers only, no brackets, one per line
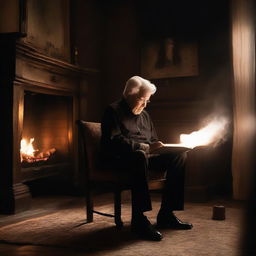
101,98,158,157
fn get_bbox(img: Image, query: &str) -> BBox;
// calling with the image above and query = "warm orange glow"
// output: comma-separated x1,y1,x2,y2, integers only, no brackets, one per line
20,138,37,161
179,117,229,148
20,137,56,163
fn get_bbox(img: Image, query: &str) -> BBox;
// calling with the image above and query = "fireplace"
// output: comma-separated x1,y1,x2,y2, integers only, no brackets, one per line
9,72,80,214
0,34,98,214
21,91,73,181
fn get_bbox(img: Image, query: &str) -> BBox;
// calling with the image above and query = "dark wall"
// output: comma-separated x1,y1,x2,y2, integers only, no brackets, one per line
71,0,103,69
101,1,141,107
71,0,103,121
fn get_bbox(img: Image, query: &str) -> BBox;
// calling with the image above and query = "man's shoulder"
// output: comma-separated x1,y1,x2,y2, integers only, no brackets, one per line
109,99,121,110
108,98,131,113
102,99,123,117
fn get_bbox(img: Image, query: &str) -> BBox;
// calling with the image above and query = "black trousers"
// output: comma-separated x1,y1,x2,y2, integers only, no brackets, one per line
103,150,187,214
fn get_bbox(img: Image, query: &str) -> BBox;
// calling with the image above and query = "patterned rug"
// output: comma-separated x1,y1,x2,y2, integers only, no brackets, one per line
0,196,244,256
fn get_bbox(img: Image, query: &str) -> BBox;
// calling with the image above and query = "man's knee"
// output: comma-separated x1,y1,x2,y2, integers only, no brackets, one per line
132,150,147,162
164,152,187,168
179,151,187,161
130,150,148,174
175,152,187,165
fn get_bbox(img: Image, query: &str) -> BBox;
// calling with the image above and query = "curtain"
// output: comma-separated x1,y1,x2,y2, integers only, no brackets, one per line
231,0,255,199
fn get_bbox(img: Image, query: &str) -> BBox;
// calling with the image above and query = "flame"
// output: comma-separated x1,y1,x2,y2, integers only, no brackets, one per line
179,117,229,148
20,137,56,163
20,138,37,160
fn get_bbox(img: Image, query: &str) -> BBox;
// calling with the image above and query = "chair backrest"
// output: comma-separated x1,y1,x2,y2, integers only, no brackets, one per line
77,120,101,172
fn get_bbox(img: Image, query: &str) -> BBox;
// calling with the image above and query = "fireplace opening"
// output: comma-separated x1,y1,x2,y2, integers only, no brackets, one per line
21,91,74,182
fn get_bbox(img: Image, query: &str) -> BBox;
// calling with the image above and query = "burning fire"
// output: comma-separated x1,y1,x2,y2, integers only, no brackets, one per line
20,138,37,159
179,117,229,148
20,138,56,163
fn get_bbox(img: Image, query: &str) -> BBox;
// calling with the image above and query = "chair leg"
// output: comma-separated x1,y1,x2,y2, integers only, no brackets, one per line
114,190,123,228
86,186,93,223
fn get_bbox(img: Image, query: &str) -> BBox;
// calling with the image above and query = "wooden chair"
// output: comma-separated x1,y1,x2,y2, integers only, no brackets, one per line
77,120,166,227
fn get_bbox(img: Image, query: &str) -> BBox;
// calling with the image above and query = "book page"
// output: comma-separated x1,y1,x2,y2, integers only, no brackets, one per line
151,143,192,154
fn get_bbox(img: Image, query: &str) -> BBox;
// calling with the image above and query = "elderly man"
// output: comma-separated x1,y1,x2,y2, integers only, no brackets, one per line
100,76,192,241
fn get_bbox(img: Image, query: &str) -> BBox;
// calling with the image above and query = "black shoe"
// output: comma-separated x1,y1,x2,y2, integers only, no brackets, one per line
131,216,163,241
157,212,193,230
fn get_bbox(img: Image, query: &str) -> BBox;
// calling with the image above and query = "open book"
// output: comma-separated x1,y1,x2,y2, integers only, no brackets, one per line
151,143,192,154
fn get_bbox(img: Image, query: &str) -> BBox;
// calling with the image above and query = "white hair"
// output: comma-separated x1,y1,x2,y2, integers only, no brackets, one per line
123,76,157,98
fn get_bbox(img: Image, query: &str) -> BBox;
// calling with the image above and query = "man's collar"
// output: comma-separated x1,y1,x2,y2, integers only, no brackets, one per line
120,97,137,116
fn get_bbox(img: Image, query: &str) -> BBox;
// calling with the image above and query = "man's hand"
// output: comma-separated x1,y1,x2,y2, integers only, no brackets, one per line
149,141,165,153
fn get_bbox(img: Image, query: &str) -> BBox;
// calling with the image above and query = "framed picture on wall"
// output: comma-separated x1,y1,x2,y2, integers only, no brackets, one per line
21,0,70,62
141,38,198,79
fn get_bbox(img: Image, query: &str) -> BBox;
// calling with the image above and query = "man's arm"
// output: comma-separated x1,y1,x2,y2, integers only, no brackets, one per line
149,115,159,143
147,113,165,153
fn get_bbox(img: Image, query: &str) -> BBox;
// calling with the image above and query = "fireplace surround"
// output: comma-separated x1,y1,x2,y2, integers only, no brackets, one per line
0,33,97,214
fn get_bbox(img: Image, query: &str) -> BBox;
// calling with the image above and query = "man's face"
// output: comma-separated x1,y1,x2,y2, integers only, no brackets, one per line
127,90,152,115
